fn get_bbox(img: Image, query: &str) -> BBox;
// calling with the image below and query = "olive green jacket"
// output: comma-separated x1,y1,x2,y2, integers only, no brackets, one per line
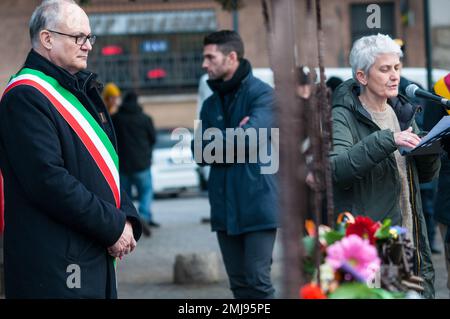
330,79,440,298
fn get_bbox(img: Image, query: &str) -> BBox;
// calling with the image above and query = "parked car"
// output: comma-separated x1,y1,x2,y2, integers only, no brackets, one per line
196,66,450,188
151,128,200,197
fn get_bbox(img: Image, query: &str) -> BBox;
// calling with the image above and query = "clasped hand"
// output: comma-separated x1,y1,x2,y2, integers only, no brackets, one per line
107,221,137,258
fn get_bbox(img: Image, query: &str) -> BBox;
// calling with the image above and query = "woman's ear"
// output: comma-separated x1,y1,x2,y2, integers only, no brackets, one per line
40,30,52,50
356,70,368,86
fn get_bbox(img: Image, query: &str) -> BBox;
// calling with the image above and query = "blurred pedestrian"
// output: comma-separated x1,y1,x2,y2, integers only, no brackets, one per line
325,76,343,95
0,0,142,298
103,82,121,115
194,30,279,299
330,34,440,298
296,65,317,100
0,172,3,295
424,73,450,294
0,172,3,235
112,91,159,229
295,65,328,225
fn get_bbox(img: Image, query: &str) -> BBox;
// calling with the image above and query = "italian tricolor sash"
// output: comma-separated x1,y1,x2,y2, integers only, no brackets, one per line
2,68,121,208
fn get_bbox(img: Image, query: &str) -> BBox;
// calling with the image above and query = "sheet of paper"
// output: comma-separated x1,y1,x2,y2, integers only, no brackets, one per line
400,116,450,155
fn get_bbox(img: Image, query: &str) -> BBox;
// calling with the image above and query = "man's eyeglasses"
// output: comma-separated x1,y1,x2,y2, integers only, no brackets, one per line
47,30,96,46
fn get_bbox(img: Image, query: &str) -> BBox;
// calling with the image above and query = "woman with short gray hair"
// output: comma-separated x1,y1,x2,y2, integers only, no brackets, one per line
330,33,440,298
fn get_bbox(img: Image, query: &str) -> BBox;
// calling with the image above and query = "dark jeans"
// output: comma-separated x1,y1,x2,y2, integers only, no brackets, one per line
421,183,437,248
217,229,276,299
120,168,154,223
438,224,450,292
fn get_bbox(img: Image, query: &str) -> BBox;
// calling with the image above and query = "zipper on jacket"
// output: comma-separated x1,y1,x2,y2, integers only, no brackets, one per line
407,160,421,274
80,72,95,92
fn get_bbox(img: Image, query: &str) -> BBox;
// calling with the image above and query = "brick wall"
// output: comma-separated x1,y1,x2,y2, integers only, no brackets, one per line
0,0,40,87
0,0,433,128
433,27,450,69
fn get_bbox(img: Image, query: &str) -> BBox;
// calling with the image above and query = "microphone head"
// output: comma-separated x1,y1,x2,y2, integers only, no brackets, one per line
405,83,419,98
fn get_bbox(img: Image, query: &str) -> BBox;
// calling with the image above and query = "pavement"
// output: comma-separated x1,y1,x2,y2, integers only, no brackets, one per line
117,192,283,299
117,191,449,299
0,191,447,299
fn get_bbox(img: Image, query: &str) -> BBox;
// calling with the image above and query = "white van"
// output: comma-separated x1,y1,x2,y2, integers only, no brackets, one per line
196,67,450,188
198,67,449,115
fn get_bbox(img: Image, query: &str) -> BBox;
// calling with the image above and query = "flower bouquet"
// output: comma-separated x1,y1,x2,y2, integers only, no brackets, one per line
300,213,424,299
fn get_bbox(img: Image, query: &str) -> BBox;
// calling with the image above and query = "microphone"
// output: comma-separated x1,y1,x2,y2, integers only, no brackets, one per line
405,83,450,107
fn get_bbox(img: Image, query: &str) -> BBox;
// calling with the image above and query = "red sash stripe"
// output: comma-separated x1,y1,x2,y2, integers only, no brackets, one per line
4,80,120,208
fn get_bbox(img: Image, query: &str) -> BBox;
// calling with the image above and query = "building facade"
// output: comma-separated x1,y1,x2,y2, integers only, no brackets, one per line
0,0,447,128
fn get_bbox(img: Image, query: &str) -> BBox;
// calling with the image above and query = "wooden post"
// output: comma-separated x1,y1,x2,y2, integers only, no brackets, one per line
315,0,335,229
262,0,335,297
263,0,308,298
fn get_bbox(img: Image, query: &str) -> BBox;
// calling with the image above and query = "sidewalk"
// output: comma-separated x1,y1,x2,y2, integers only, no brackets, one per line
117,195,283,299
0,195,446,299
117,194,449,299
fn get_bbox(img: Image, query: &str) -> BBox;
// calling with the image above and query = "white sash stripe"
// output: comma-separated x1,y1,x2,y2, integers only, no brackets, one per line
8,74,120,198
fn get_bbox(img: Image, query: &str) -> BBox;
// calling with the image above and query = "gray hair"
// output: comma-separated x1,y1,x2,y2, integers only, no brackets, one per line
29,0,77,48
349,34,403,82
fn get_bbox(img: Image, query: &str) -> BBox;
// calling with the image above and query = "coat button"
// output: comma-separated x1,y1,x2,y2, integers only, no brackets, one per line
217,115,223,121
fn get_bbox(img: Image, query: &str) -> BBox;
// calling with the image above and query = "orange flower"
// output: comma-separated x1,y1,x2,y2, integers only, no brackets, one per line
299,283,327,299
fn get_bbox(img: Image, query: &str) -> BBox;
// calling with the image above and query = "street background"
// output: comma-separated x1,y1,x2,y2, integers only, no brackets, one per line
1,0,450,300
116,191,449,299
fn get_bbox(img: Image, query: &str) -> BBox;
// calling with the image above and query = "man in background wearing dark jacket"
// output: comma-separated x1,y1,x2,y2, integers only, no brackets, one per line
194,30,279,299
0,0,142,298
112,91,158,228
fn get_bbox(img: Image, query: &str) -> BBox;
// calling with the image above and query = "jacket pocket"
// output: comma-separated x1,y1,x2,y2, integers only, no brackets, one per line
372,161,387,181
66,230,93,262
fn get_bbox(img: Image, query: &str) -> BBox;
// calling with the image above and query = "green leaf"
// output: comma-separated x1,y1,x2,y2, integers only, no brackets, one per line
328,283,398,299
303,258,316,277
302,236,316,257
375,218,392,240
323,230,345,246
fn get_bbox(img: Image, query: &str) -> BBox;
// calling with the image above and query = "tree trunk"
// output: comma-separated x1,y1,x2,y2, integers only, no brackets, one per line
263,0,308,298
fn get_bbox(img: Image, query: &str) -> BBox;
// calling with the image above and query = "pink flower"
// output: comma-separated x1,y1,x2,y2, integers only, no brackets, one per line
325,234,380,282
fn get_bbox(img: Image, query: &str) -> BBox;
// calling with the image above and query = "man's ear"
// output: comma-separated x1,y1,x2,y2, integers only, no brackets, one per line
228,51,239,64
356,70,368,86
40,30,52,50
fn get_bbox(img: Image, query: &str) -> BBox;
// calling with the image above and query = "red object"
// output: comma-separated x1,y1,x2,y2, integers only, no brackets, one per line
299,283,327,299
101,45,123,56
147,68,167,79
0,170,4,234
5,79,121,208
345,216,380,245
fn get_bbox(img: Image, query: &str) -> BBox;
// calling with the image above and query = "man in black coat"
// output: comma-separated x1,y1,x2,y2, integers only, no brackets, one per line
112,92,158,227
194,30,279,299
0,0,142,298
